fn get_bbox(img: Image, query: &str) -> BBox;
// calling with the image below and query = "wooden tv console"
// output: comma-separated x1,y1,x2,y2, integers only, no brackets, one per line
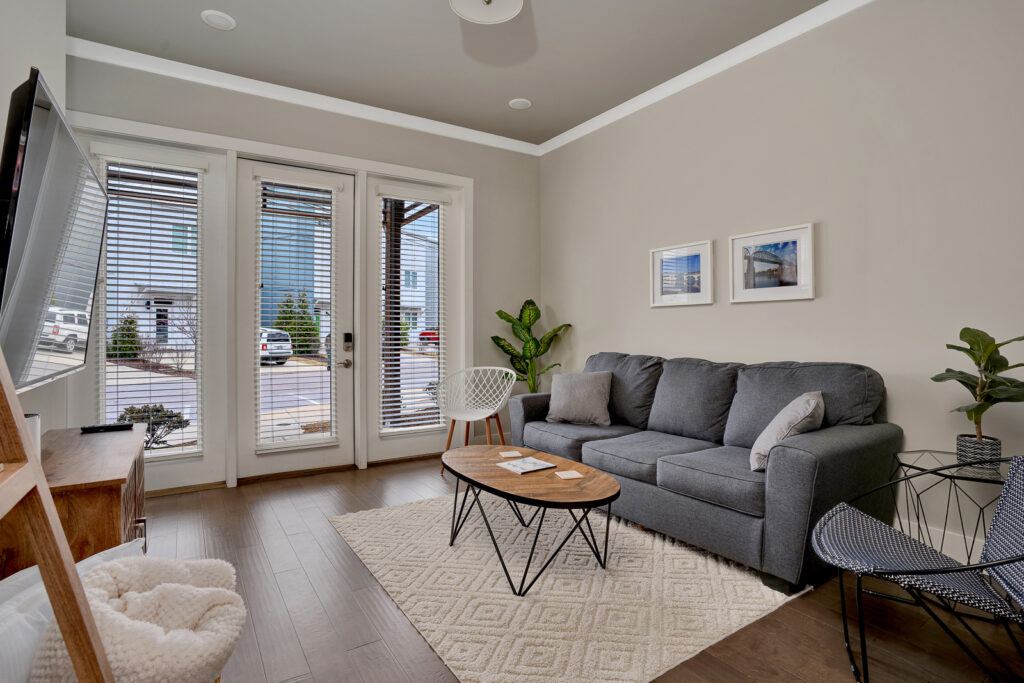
0,424,146,578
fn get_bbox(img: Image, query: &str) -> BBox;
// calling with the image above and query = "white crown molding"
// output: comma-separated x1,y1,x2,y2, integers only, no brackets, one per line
65,37,540,156
66,0,874,158
536,0,876,154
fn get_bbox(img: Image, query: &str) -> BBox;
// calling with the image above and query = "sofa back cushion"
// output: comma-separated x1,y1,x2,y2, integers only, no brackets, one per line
723,362,885,448
647,358,741,442
583,352,664,429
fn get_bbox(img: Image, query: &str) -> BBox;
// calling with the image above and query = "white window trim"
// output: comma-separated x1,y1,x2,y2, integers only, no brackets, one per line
69,112,473,475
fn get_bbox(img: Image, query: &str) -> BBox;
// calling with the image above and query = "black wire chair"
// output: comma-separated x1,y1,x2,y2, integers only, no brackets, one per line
812,456,1024,682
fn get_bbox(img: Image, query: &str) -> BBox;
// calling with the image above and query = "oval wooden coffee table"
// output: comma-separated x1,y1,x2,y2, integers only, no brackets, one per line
442,445,620,596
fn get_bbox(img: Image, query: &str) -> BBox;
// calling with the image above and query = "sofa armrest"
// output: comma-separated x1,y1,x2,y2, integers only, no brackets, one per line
507,393,551,446
762,423,903,584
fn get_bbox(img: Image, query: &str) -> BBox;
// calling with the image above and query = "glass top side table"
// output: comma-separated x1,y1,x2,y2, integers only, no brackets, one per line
893,450,1009,565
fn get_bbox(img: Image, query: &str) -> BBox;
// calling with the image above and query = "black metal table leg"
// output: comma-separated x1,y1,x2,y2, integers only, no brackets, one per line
448,476,614,597
449,477,474,546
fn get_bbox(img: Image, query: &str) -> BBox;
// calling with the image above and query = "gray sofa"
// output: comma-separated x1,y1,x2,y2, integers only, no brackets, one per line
508,352,903,587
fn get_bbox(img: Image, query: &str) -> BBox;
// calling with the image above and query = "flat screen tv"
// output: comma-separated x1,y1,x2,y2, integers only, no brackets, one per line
0,68,107,393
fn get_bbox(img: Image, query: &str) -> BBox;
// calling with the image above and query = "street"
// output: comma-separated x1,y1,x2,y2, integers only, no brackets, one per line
103,351,440,448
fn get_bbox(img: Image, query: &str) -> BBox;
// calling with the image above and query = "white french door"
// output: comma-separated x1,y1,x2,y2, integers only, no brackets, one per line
236,160,355,477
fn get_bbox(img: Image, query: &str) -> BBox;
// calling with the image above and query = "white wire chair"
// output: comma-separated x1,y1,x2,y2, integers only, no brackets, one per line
437,366,517,472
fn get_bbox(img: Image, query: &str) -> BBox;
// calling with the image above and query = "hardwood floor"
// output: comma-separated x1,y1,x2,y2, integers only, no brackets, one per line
146,458,1020,682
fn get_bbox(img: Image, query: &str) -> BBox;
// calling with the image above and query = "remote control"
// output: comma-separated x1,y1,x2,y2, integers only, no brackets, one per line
80,423,135,434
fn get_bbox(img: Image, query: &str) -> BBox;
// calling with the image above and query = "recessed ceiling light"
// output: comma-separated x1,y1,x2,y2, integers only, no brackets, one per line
450,0,523,25
200,9,237,31
508,98,532,110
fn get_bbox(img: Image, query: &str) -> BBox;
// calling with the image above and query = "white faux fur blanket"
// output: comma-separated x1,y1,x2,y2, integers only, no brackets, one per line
30,557,246,683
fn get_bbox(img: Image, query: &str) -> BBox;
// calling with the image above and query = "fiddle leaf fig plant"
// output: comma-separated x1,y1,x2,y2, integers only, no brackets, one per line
931,327,1024,439
491,299,570,392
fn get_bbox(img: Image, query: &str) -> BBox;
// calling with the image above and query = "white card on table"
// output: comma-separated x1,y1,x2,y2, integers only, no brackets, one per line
499,450,523,458
555,470,583,480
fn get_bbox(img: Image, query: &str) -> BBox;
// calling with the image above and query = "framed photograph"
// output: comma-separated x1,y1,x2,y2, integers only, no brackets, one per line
729,224,814,303
650,240,714,307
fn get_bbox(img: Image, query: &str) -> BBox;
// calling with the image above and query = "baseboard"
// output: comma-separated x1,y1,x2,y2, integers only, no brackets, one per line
146,480,226,498
237,463,357,486
367,452,442,467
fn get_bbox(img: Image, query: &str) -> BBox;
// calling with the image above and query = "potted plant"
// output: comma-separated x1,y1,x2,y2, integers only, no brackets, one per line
931,327,1024,467
491,299,570,393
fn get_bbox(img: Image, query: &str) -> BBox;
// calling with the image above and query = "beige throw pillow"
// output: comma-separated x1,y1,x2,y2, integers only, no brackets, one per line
750,391,824,471
546,371,613,426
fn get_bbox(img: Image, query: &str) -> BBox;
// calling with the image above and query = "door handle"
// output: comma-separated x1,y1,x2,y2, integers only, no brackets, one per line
338,359,353,369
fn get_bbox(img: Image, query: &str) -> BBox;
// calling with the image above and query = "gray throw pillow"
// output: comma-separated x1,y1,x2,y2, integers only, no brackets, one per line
749,391,824,471
546,372,613,426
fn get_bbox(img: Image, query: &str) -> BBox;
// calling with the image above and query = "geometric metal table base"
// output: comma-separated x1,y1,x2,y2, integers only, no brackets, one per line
449,476,612,597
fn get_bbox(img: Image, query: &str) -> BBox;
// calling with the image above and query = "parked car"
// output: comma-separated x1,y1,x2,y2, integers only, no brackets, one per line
419,328,440,346
259,327,292,365
38,307,89,353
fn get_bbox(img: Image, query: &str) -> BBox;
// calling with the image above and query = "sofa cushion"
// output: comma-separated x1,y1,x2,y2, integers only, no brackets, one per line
522,421,640,461
647,358,741,442
583,352,664,429
657,446,766,517
547,371,613,426
581,430,718,485
723,362,885,449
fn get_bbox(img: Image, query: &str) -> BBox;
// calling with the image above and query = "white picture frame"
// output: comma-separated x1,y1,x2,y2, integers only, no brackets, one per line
729,223,814,303
650,240,714,307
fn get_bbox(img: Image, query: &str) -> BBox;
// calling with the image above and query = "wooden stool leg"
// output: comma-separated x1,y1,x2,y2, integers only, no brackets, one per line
484,417,493,445
493,413,506,445
442,419,456,474
464,421,471,446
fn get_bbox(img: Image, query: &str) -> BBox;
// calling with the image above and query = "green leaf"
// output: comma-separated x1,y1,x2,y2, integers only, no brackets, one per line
527,359,538,393
522,337,540,360
988,350,1010,373
515,373,528,382
510,321,531,344
519,299,541,328
537,323,571,356
996,335,1024,349
510,355,528,375
491,336,521,358
988,386,1024,402
931,369,980,394
537,363,560,376
495,310,519,326
960,327,996,352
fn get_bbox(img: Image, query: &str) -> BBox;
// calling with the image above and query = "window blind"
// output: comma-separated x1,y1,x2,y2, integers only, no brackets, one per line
100,162,202,456
379,196,445,433
255,179,335,449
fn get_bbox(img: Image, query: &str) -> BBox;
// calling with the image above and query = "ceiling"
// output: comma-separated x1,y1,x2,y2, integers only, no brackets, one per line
67,0,825,144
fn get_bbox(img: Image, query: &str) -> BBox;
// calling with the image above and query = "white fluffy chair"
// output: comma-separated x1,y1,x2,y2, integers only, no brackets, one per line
31,556,246,683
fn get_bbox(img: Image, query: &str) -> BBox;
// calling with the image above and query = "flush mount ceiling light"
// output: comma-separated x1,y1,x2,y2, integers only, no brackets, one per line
508,98,532,110
450,0,524,25
200,9,237,31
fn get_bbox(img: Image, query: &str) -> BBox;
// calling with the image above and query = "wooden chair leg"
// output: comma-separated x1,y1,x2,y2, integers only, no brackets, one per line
484,417,493,445
494,413,506,445
441,419,456,474
464,421,471,446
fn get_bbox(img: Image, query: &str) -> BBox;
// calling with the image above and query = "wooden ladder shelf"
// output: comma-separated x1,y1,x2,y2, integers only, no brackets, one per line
0,348,114,681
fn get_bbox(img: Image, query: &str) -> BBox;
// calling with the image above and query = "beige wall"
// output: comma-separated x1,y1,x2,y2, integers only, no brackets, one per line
539,0,1024,453
1,0,74,430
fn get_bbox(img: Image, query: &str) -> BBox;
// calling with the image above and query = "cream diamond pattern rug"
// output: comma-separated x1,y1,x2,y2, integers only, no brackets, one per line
331,495,789,682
